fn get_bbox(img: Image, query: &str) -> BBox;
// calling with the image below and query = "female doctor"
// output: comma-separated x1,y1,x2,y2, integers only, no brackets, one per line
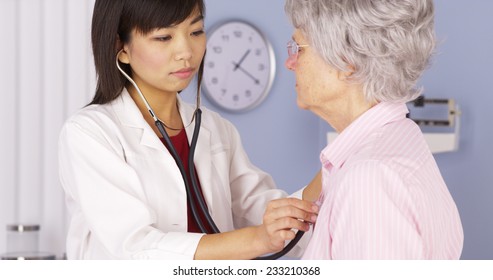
58,0,320,260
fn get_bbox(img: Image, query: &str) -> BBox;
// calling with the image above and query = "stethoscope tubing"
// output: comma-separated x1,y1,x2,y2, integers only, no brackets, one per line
186,110,221,233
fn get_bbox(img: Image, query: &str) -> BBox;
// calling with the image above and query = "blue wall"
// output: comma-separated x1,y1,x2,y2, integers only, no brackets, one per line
182,0,493,260
425,0,493,260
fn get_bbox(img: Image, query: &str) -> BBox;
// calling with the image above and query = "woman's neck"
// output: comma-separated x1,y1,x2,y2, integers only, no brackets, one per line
317,86,376,134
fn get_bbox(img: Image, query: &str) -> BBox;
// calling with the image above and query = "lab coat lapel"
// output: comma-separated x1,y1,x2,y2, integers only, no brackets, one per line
116,89,168,152
180,100,215,217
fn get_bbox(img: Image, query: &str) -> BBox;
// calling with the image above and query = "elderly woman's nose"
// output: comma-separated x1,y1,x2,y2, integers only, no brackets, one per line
285,56,296,71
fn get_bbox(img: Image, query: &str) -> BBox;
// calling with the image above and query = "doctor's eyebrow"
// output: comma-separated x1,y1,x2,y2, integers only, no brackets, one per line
167,15,204,29
191,15,204,25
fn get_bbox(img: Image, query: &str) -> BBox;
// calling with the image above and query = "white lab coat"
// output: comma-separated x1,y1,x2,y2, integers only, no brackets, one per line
59,89,307,259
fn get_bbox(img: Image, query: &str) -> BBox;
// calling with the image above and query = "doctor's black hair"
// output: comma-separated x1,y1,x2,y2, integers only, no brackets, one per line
89,0,205,105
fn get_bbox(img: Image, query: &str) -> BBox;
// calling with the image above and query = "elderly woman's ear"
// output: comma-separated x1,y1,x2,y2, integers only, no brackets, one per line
338,64,355,81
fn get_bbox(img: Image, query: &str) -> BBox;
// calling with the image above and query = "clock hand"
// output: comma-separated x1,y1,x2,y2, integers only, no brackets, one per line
232,62,260,85
233,49,251,71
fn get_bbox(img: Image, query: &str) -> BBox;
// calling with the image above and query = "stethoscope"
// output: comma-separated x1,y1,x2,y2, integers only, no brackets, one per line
116,50,304,259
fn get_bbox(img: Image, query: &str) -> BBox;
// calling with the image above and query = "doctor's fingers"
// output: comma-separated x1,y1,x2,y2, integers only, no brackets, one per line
264,217,311,238
264,206,317,226
264,199,318,224
266,197,319,215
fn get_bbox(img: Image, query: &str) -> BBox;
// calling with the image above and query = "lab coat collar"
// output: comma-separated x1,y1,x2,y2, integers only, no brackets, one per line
113,88,164,151
113,89,211,148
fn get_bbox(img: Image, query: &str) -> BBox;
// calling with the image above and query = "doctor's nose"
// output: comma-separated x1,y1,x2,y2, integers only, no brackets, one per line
175,49,192,61
174,40,193,61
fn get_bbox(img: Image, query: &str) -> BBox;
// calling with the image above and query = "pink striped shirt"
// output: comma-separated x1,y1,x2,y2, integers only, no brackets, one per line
303,102,463,259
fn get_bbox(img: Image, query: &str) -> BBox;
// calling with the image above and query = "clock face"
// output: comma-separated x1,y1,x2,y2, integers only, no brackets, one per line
202,20,276,112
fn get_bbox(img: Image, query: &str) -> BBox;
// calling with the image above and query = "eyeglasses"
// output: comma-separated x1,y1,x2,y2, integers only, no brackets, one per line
287,40,309,60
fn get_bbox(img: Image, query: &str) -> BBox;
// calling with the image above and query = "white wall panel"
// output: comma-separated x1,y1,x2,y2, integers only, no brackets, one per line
17,0,43,226
0,0,95,258
66,0,91,115
41,0,68,258
0,0,18,256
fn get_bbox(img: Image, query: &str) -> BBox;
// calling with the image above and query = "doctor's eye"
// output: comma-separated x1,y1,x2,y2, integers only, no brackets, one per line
191,29,205,37
155,35,172,42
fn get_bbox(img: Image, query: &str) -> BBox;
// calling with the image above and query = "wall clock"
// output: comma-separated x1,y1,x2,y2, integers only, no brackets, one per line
202,20,276,112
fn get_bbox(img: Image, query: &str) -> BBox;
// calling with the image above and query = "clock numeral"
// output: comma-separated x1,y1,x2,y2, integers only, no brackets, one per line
248,36,253,43
245,90,252,99
222,35,230,42
211,77,219,85
233,94,240,103
207,61,215,68
221,89,227,96
233,31,243,38
258,64,265,71
255,49,262,56
213,46,222,54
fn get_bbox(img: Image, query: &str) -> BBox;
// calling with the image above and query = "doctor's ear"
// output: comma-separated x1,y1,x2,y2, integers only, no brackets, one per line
115,36,130,64
117,48,130,64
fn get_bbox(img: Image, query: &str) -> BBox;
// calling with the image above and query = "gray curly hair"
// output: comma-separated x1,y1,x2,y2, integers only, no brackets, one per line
285,0,436,103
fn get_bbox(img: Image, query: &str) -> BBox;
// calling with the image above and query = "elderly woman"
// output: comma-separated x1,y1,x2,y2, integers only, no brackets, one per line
284,0,463,259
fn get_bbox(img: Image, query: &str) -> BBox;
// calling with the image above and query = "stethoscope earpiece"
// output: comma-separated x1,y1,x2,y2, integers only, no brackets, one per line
116,49,129,65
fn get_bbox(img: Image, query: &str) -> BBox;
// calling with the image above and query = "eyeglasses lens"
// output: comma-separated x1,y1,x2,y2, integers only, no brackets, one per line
287,41,298,58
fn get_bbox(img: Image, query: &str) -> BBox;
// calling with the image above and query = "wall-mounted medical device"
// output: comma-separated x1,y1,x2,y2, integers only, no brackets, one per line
327,96,461,154
407,96,461,153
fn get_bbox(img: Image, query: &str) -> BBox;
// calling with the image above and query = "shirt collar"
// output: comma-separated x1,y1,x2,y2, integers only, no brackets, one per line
320,102,409,169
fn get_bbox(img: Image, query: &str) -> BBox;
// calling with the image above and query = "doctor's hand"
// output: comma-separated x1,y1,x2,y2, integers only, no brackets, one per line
194,198,318,260
256,198,319,254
